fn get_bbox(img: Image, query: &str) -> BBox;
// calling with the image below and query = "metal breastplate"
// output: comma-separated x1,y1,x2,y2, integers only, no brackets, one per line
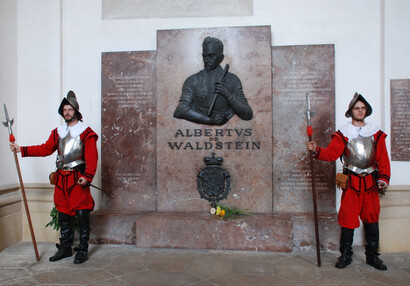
342,136,376,174
57,132,85,169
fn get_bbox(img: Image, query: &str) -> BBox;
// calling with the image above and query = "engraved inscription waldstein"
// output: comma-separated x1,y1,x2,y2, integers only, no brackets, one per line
390,79,410,161
167,128,261,150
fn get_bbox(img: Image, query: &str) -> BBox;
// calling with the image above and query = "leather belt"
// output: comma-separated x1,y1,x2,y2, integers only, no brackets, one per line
59,169,75,175
345,169,373,177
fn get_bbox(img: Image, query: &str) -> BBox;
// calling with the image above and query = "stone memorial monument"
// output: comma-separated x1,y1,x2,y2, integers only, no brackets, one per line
95,26,339,251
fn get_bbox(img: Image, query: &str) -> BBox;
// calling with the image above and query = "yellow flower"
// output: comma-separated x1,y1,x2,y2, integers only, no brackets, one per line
215,203,252,219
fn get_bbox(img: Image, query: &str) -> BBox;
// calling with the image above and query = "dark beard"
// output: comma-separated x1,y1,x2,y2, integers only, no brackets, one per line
204,65,213,73
65,115,77,123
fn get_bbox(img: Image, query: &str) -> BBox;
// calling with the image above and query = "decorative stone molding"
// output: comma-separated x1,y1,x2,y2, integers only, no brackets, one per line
0,184,22,250
379,185,410,252
0,184,20,208
102,0,253,20
0,183,58,251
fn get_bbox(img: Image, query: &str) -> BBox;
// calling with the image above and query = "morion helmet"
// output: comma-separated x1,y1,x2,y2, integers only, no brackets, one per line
345,92,372,118
58,90,82,119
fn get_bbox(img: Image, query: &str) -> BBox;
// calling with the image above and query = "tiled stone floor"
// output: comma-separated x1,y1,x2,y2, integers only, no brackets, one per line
0,242,409,285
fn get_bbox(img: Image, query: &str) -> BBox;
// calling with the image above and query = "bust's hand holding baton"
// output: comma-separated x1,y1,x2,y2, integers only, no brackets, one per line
3,104,40,261
208,64,230,117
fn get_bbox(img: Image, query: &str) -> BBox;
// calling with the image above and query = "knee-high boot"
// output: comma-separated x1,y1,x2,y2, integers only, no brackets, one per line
363,222,387,270
49,211,73,262
335,227,354,269
74,209,90,264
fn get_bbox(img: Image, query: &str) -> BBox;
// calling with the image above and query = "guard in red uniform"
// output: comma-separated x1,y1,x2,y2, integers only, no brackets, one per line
307,93,390,271
10,91,98,264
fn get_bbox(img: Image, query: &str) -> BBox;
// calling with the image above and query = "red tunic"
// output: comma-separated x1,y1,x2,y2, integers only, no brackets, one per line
21,126,98,216
315,129,390,229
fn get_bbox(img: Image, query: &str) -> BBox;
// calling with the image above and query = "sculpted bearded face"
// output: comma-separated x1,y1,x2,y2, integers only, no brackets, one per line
202,40,224,72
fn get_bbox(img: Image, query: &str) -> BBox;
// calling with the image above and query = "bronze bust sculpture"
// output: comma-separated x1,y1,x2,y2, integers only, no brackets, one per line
174,36,253,125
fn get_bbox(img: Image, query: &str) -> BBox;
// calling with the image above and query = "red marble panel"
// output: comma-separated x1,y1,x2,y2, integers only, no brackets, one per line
156,26,273,213
390,79,410,161
272,45,336,213
101,51,157,210
291,213,339,251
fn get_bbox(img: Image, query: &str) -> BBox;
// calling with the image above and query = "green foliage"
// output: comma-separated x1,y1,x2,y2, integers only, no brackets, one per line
216,203,252,219
45,206,60,231
45,206,79,232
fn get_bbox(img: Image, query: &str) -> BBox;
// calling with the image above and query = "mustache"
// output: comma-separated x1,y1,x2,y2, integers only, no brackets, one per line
64,114,77,122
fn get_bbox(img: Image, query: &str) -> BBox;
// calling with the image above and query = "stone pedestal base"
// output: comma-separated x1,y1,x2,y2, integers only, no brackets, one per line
136,212,339,252
136,212,293,252
91,211,339,252
90,210,140,244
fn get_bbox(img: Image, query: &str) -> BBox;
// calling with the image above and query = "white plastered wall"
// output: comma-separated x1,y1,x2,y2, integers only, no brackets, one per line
0,0,18,186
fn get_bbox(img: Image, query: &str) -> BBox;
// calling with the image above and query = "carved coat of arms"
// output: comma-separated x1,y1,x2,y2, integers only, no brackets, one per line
197,153,230,207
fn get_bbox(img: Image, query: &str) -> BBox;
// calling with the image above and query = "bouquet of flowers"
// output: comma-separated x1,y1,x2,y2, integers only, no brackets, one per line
210,204,251,219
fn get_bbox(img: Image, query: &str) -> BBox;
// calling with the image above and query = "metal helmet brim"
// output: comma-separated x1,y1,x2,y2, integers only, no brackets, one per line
345,92,372,118
58,90,82,118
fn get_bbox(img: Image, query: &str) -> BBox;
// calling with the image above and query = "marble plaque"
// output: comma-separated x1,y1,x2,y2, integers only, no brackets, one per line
101,51,157,210
272,45,336,213
156,26,273,213
390,79,410,161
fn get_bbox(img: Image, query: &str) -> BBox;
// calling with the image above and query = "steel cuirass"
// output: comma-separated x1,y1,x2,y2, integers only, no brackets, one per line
56,132,85,170
342,136,377,175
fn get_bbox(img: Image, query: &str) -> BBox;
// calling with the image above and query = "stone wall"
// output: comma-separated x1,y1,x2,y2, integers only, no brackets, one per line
379,185,410,253
0,184,58,252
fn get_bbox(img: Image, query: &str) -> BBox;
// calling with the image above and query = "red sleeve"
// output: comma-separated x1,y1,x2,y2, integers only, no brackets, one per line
81,127,99,183
315,131,347,162
21,129,59,157
374,131,391,184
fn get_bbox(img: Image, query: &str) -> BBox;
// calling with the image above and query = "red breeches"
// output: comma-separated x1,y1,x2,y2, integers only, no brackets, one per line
338,174,380,229
54,169,94,216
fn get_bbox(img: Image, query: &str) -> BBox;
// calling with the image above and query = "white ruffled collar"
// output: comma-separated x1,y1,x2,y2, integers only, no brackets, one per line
57,121,88,138
339,122,379,140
